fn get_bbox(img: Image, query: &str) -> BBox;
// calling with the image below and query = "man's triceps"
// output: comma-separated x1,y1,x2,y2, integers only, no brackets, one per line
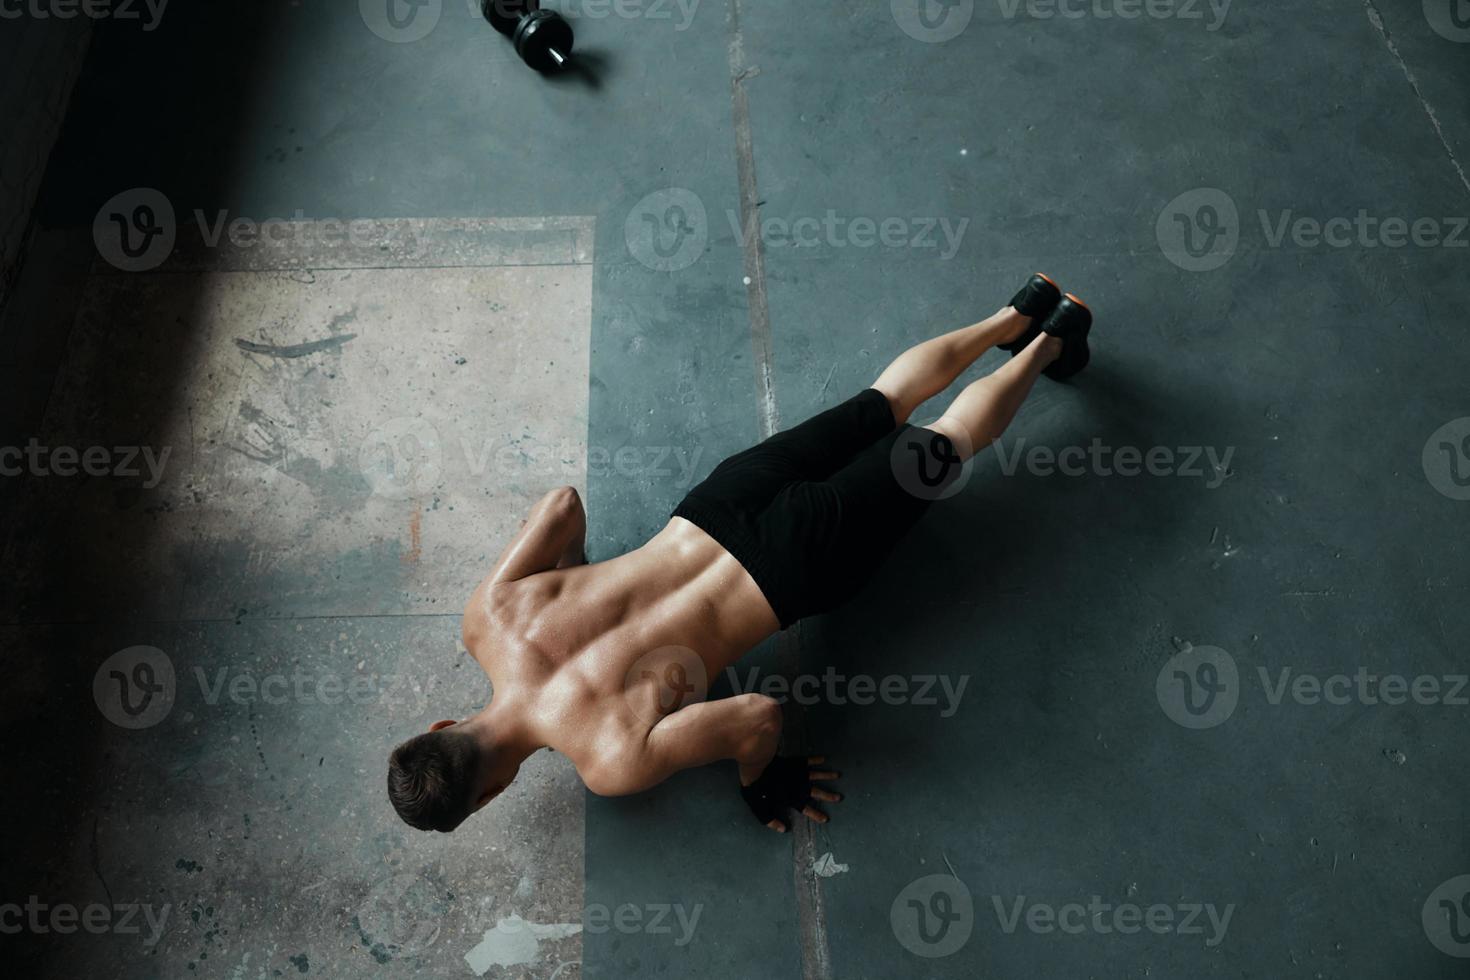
643,694,782,787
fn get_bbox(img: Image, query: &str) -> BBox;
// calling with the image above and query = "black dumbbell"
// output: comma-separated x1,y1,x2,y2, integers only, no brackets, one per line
482,0,574,73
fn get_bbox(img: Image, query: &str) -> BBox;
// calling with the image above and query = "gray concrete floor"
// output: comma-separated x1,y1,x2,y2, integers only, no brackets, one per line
2,2,1468,979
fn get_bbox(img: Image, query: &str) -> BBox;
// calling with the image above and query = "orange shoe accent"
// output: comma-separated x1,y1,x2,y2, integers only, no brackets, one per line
1063,292,1091,312
1035,272,1059,289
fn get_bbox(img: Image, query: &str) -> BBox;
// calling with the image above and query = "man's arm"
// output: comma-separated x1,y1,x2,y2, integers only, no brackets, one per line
596,694,841,833
641,694,784,789
487,485,587,585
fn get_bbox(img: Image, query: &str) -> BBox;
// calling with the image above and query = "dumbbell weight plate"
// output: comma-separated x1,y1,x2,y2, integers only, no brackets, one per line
513,9,574,72
482,0,538,36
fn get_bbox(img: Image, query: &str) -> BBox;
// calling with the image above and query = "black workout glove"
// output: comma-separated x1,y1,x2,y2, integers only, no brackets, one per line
740,756,814,826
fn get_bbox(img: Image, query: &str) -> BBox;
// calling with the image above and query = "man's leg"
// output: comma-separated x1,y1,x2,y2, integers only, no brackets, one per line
922,330,1062,458
871,305,1037,426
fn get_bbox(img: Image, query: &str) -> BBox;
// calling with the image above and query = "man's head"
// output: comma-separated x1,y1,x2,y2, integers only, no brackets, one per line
387,719,510,832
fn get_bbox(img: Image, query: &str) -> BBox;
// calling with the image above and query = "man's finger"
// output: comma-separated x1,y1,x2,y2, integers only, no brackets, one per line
811,788,842,803
801,805,829,825
766,819,787,833
809,770,840,781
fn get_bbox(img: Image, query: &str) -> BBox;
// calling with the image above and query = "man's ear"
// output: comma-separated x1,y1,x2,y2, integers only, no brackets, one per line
428,719,457,732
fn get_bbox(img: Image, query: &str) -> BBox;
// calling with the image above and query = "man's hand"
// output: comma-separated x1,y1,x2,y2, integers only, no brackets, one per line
741,755,843,834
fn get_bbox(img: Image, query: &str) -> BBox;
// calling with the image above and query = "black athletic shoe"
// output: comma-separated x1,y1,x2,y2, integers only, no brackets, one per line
1041,293,1093,381
998,272,1062,353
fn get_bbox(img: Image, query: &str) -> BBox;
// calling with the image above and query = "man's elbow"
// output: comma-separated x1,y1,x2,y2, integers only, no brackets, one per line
544,485,584,519
744,694,783,738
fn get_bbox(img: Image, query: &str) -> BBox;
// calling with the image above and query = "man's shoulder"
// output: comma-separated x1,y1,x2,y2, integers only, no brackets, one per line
574,741,654,798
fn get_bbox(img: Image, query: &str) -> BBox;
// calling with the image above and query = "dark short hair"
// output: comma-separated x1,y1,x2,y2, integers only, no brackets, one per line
387,728,481,832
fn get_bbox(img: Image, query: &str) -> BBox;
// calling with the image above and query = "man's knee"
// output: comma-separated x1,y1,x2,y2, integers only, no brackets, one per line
870,383,912,427
918,416,979,463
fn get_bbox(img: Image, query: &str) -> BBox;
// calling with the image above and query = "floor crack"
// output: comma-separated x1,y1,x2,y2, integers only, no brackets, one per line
1361,0,1470,198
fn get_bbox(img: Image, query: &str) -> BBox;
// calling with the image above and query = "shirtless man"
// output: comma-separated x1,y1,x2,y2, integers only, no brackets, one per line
387,276,1093,834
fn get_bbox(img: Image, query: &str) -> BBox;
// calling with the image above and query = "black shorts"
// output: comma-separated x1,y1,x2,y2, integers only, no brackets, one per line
673,388,961,628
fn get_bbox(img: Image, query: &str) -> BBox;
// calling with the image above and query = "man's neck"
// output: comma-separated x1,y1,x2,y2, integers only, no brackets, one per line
463,699,544,765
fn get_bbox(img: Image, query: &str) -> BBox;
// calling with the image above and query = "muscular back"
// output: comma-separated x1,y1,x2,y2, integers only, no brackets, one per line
462,516,781,794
